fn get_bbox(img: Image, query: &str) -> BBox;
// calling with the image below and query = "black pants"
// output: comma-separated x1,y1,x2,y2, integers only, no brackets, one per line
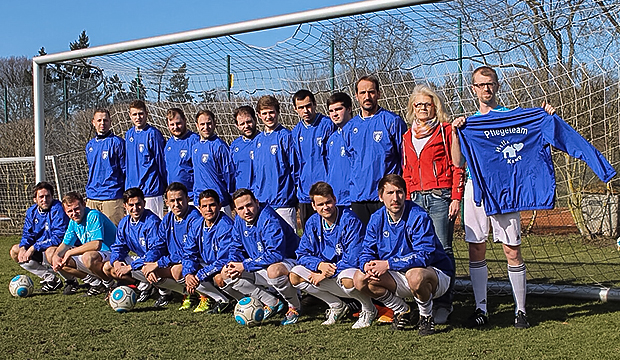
298,202,316,230
350,201,383,225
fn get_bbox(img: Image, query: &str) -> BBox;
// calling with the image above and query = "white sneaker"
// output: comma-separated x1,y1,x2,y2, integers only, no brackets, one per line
352,307,378,329
322,304,349,325
433,305,453,325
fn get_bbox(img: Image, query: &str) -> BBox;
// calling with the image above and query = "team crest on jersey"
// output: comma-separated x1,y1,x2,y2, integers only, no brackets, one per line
316,137,322,147
234,147,239,152
329,140,334,147
183,234,188,243
139,144,145,153
335,243,343,255
249,150,254,160
102,151,108,160
88,147,93,153
340,146,346,157
257,241,264,252
129,137,134,142
139,237,146,248
167,146,171,151
373,131,383,142
45,223,49,230
496,140,524,165
34,218,39,224
202,154,209,163
244,230,249,237
270,145,278,155
257,142,262,148
353,127,358,134
383,231,390,238
180,150,187,159
299,136,304,142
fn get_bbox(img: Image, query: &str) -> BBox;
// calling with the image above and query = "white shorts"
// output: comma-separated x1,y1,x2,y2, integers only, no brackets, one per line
145,196,164,219
274,207,297,231
388,267,451,299
464,181,521,246
250,258,296,287
291,265,357,287
73,251,111,275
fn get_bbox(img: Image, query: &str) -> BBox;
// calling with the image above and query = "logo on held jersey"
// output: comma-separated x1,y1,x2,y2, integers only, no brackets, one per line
335,243,343,256
102,151,108,160
383,231,390,238
270,145,278,155
139,237,146,248
257,241,264,252
373,131,383,142
495,140,524,164
316,137,322,147
183,234,188,243
139,144,145,153
180,150,187,159
249,150,254,160
202,154,209,163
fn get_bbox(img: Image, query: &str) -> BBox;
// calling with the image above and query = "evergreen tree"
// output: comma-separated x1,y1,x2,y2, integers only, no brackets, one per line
69,30,90,50
166,63,193,102
129,71,147,101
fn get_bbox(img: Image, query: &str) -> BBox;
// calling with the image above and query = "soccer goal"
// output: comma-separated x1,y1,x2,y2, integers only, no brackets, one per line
25,0,620,300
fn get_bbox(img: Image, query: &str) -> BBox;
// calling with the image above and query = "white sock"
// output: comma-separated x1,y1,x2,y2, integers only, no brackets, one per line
376,291,408,313
341,285,375,312
469,260,488,314
267,275,301,309
415,297,433,317
196,281,228,303
295,281,343,309
508,263,527,314
228,278,278,306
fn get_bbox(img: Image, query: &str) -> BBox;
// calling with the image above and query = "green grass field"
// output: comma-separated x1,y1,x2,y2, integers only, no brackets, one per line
2,235,620,359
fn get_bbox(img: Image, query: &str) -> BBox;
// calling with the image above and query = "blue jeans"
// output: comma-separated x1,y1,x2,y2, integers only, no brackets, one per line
412,188,455,308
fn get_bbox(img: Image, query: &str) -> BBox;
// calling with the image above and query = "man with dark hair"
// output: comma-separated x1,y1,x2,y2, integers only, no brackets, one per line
253,95,298,229
291,90,335,229
325,92,354,207
218,188,301,325
85,108,126,225
10,182,69,292
182,189,234,313
289,181,376,329
192,110,234,216
51,192,117,296
344,75,407,225
353,174,454,335
231,105,259,192
165,108,200,202
125,100,167,218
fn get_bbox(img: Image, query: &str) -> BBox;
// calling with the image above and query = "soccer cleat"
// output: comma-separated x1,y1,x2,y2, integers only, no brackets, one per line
62,279,80,295
281,307,300,325
514,310,530,329
391,307,411,331
375,304,394,323
41,277,63,292
352,307,378,329
207,301,231,314
417,315,436,336
178,294,193,310
193,296,212,313
263,299,285,320
433,305,453,325
464,308,489,328
154,293,174,307
86,283,106,296
137,286,155,303
322,304,349,326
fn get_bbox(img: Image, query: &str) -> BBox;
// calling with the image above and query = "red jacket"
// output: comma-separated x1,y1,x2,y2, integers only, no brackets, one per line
402,123,465,200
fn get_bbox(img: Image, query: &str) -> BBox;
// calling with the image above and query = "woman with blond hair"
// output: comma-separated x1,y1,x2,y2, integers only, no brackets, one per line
401,84,464,325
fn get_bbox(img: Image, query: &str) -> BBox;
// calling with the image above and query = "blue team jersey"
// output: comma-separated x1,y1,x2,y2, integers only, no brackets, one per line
359,201,454,277
253,125,298,207
182,213,234,281
62,208,117,252
325,128,352,206
165,131,200,199
110,209,162,270
296,207,364,275
19,200,69,252
85,132,126,200
460,107,616,215
343,107,407,202
228,205,300,272
125,125,167,197
291,113,335,203
152,206,202,268
230,135,258,191
191,135,234,206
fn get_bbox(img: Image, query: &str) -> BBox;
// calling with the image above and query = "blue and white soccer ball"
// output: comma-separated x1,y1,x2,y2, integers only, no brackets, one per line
234,297,264,326
9,275,34,298
108,286,137,313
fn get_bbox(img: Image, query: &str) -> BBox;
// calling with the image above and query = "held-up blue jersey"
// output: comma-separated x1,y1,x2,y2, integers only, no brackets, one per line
110,209,162,270
296,207,364,275
230,135,258,191
85,132,126,200
343,108,407,202
165,131,200,200
253,125,298,208
151,206,202,268
182,213,234,281
459,107,616,216
228,205,300,272
191,135,234,207
125,125,167,197
358,201,454,277
325,128,352,206
62,208,117,252
291,114,335,203
19,201,69,252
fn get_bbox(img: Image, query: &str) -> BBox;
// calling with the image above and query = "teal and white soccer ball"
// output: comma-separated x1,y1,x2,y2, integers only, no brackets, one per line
234,297,264,326
9,275,34,298
109,286,137,313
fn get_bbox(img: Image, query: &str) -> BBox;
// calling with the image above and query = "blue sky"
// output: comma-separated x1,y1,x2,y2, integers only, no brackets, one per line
0,0,354,58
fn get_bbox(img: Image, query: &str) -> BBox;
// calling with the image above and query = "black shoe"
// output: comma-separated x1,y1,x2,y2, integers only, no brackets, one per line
391,308,411,330
464,308,489,328
154,293,173,307
137,286,155,303
417,315,436,336
207,301,231,314
63,279,79,295
514,310,530,329
86,283,106,296
41,277,63,292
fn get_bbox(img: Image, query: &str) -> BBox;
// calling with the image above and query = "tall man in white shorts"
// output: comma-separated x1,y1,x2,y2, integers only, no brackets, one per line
453,66,555,329
353,174,454,336
289,181,376,329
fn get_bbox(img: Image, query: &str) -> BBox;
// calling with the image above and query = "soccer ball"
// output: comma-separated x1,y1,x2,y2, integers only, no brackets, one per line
108,286,137,313
234,297,264,326
9,275,34,298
